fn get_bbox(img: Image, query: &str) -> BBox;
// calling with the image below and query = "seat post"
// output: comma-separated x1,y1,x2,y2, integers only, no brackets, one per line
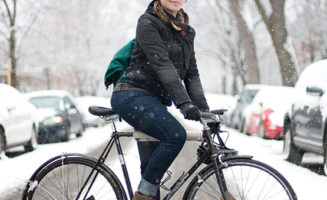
111,120,118,132
113,132,134,199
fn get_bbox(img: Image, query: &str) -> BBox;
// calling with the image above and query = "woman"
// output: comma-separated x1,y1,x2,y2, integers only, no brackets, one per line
111,0,209,199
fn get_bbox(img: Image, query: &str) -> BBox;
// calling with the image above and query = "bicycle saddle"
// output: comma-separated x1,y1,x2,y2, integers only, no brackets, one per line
88,106,117,117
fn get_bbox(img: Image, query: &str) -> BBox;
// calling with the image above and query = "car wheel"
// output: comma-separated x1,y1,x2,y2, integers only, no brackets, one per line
24,126,38,152
238,117,243,132
323,127,327,175
241,119,248,135
0,128,6,155
62,124,71,142
282,122,303,165
76,121,84,138
258,121,266,139
324,145,327,176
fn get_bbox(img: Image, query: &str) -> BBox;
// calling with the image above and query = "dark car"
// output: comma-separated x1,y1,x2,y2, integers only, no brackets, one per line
229,84,263,131
283,59,327,174
25,90,84,143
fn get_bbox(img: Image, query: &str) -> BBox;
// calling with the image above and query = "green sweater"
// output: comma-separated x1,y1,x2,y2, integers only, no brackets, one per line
104,39,135,88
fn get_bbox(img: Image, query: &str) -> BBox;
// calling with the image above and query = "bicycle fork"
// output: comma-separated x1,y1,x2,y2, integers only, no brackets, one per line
211,155,236,200
205,129,236,200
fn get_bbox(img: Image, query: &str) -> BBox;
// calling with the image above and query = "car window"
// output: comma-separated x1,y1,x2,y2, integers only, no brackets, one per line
64,96,76,109
28,96,63,111
243,89,259,104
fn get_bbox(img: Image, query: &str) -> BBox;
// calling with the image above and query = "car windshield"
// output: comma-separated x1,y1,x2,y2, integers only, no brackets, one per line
29,96,63,111
244,89,259,104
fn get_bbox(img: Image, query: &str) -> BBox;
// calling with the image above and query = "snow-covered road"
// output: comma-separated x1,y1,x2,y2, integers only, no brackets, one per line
1,114,327,199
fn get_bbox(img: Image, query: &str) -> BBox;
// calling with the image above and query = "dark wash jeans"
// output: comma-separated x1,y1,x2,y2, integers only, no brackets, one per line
111,90,186,197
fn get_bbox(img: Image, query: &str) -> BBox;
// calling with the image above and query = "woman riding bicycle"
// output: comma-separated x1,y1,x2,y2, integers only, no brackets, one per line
111,0,209,199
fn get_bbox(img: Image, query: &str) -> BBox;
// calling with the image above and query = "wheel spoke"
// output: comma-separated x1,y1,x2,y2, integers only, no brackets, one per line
23,155,124,200
187,159,296,200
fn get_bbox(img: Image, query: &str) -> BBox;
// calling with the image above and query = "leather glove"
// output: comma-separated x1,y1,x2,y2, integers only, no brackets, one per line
179,103,201,121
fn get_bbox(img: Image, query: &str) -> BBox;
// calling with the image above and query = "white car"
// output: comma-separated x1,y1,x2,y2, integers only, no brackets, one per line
0,83,38,155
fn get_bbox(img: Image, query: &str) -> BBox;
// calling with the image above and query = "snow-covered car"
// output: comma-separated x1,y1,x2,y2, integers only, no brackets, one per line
243,86,296,139
25,90,84,143
0,83,38,155
75,96,110,127
283,59,327,173
229,84,264,130
204,93,237,125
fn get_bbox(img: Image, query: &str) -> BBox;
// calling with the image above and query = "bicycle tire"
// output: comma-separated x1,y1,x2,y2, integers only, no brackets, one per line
184,158,297,200
22,153,127,200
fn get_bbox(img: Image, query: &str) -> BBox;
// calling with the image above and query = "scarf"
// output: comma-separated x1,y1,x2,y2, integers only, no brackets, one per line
153,1,189,32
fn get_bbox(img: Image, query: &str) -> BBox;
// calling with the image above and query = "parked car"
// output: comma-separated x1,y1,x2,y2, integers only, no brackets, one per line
243,86,296,139
229,84,264,131
283,59,327,173
75,96,110,128
0,83,38,155
25,90,84,143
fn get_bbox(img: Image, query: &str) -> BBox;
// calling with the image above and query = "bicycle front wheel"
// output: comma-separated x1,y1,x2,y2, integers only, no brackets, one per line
184,158,297,200
22,153,126,200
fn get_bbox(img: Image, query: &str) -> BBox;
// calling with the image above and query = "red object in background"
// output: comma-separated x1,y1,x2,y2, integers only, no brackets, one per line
263,109,283,139
247,108,283,139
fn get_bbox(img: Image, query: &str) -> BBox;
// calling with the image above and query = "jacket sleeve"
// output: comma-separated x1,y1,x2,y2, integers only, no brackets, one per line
184,50,210,112
136,15,192,107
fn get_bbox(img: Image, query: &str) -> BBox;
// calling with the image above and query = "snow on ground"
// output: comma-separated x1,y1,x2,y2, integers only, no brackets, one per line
1,94,327,199
0,124,117,197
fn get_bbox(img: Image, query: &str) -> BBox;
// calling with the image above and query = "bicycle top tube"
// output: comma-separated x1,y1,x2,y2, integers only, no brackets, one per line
89,105,227,123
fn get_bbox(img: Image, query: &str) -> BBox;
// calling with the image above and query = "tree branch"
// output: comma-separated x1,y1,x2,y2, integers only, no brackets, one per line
253,0,271,27
2,0,13,25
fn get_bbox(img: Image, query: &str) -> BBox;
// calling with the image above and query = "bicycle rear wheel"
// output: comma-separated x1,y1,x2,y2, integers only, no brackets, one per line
184,158,297,200
22,153,126,200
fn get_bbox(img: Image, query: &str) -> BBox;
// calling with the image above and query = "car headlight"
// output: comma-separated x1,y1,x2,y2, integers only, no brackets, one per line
42,116,63,125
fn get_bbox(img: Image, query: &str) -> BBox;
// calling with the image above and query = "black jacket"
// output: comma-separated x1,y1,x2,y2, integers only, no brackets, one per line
125,1,209,111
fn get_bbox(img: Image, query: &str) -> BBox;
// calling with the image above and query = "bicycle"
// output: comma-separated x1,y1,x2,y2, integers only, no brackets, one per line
22,106,297,200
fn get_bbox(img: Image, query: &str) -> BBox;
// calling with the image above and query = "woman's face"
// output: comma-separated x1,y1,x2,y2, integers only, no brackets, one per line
160,0,184,17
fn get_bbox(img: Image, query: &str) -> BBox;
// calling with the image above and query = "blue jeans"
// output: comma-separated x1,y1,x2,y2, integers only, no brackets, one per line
111,90,186,198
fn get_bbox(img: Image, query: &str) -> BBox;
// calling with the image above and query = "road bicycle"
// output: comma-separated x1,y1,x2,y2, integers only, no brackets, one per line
22,106,297,200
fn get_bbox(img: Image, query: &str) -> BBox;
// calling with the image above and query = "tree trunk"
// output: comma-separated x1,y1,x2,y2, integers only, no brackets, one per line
229,0,260,84
254,0,298,86
9,28,17,87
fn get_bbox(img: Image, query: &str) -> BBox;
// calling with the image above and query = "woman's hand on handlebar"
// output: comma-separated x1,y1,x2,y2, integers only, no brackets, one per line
179,103,201,121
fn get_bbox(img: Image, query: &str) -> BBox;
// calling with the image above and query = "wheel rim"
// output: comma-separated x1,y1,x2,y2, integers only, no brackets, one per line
190,161,295,200
27,161,121,199
282,127,291,160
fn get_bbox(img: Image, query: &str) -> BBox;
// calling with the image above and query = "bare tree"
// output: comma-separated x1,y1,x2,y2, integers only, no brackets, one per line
254,0,298,86
229,0,260,84
0,0,39,87
191,0,248,94
288,0,327,70
1,0,18,86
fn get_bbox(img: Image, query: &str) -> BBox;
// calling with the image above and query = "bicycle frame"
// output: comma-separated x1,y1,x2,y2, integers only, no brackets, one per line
77,113,245,200
75,128,135,200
